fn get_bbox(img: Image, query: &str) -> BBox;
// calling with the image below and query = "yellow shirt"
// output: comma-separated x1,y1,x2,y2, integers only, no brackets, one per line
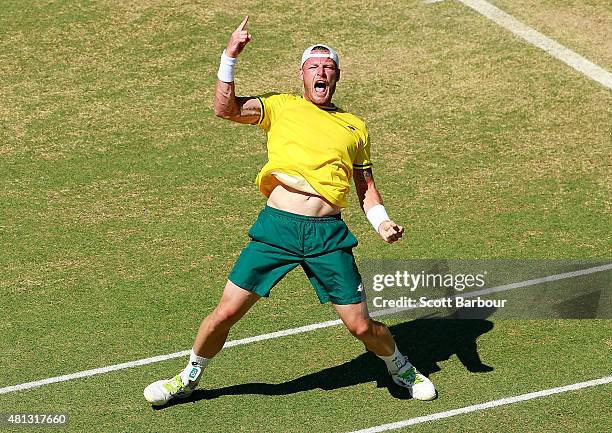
254,93,372,208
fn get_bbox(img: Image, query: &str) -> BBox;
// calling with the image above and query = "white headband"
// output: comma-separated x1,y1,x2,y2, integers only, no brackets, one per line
300,44,340,68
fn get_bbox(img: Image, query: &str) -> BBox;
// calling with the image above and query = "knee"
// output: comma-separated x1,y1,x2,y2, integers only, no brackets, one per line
347,319,373,341
209,305,242,329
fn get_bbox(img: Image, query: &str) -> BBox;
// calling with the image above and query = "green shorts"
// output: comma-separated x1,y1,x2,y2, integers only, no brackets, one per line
228,206,365,305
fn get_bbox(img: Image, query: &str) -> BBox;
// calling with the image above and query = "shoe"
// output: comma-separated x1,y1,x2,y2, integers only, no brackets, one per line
391,358,437,400
144,368,200,406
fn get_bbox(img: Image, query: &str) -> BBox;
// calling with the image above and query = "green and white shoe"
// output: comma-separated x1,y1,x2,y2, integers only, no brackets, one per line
144,367,201,406
391,359,436,401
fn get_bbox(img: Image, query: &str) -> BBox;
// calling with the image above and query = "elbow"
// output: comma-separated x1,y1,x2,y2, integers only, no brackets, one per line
215,110,233,120
214,104,238,120
214,105,229,119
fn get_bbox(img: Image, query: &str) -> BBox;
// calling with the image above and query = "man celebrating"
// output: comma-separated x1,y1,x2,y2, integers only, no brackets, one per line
144,16,436,405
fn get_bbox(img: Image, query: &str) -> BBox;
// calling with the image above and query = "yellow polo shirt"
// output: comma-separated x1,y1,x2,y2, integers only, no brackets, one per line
254,93,372,208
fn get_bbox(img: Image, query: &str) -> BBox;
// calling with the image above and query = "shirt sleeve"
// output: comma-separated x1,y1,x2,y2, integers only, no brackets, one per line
255,93,291,132
352,125,372,170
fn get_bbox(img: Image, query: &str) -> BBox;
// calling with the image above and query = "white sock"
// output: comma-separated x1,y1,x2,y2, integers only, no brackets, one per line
377,345,409,374
179,349,210,384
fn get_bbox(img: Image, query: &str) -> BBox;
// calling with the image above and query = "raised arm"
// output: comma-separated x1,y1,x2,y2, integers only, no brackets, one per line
353,168,404,243
214,16,261,124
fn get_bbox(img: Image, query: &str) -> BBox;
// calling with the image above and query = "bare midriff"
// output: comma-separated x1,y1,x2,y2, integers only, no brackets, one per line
267,182,341,217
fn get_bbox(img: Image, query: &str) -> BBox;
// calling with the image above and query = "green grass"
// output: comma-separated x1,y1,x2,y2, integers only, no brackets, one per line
1,1,611,432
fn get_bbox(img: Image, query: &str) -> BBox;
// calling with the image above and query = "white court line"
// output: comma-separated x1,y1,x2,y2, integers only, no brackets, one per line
454,0,612,89
346,375,612,433
0,263,610,395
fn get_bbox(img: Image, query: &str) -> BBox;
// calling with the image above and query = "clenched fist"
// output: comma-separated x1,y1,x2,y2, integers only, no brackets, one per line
378,220,404,243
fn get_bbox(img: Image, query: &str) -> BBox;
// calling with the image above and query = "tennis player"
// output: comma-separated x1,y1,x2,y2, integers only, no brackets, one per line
144,16,436,405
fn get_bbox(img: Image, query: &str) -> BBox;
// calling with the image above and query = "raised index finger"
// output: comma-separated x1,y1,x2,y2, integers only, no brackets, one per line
236,15,249,31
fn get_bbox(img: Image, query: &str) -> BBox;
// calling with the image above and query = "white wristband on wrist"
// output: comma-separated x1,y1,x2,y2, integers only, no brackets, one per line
366,204,390,232
217,50,236,82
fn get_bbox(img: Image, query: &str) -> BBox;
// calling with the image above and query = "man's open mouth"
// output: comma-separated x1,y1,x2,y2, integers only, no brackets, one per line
314,80,327,94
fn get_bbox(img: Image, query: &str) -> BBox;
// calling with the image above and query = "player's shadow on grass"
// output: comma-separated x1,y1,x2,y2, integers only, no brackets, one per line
155,307,494,409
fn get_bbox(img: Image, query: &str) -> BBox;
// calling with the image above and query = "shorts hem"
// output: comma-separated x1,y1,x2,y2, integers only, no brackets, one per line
228,277,270,298
324,296,365,305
